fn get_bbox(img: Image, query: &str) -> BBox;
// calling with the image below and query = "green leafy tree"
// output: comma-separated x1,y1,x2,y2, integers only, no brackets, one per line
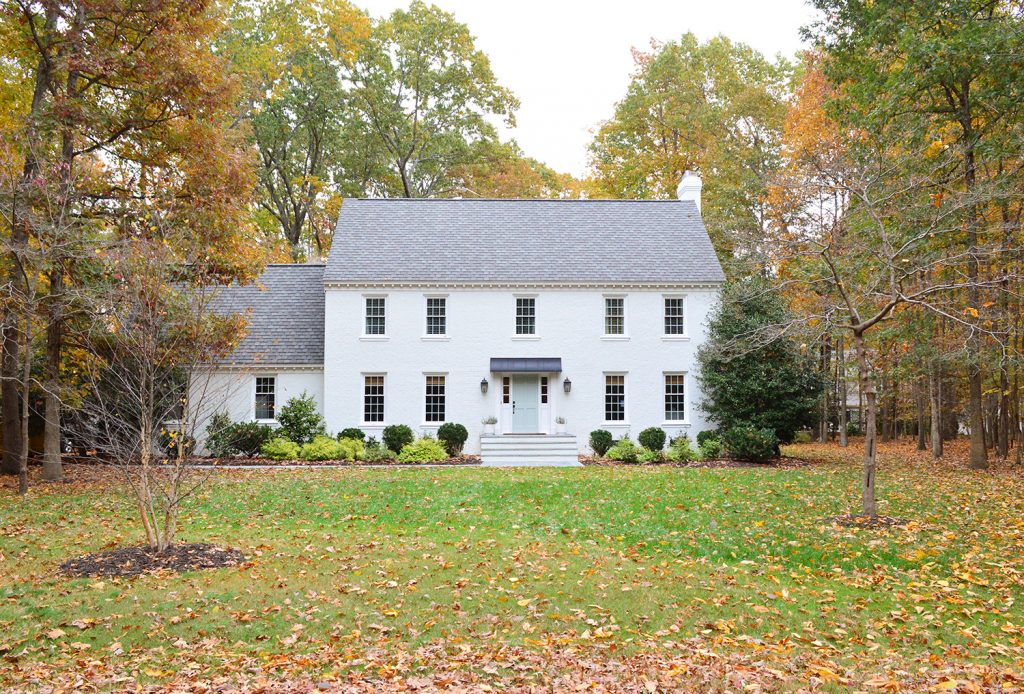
348,1,519,198
275,392,326,444
589,34,793,271
697,279,823,446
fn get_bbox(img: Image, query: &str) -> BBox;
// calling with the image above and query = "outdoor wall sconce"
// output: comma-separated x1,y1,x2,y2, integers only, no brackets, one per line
563,378,572,394
480,378,489,394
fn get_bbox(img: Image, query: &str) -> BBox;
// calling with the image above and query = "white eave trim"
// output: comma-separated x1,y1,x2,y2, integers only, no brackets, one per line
196,363,324,373
323,280,724,291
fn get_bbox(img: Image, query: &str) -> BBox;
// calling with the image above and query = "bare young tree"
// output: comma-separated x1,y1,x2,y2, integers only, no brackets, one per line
70,238,243,550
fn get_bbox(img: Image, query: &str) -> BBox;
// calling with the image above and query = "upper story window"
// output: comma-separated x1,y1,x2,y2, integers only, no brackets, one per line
604,374,625,422
665,374,686,421
255,376,276,420
664,297,685,335
426,297,446,335
425,375,446,423
364,375,384,423
516,297,536,335
604,297,625,335
365,297,386,335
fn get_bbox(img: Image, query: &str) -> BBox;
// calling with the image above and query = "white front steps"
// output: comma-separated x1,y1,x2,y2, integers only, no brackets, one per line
480,434,581,467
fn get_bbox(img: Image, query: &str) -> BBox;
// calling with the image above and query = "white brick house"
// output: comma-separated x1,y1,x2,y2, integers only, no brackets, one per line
199,173,725,464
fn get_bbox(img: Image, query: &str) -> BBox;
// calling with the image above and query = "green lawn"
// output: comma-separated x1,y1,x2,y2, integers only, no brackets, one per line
2,443,1023,689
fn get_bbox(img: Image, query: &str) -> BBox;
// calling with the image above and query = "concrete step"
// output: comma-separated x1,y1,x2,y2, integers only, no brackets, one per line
480,434,581,467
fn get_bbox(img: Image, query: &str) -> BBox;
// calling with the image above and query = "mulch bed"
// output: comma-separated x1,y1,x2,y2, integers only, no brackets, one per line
194,455,481,466
580,456,810,469
828,513,912,529
60,543,246,578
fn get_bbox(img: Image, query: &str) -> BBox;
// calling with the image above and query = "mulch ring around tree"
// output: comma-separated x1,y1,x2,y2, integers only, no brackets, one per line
60,543,246,578
828,514,912,529
580,456,810,469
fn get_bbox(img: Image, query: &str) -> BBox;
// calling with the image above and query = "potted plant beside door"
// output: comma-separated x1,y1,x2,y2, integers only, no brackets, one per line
482,416,497,435
555,416,567,434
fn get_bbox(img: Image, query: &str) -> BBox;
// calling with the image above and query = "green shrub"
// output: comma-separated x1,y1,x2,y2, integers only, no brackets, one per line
437,422,468,456
205,412,235,457
261,437,300,460
721,425,778,463
276,393,326,444
336,437,364,461
396,436,448,463
792,431,812,444
638,427,666,452
158,429,195,459
382,424,415,453
846,421,861,436
338,427,366,442
299,435,344,461
637,448,661,464
665,434,697,463
589,429,614,457
363,440,392,463
698,437,723,460
606,437,641,463
228,422,274,457
696,429,719,447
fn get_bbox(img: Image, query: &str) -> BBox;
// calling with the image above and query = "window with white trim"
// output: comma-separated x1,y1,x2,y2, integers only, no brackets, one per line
502,377,510,404
664,297,685,335
665,374,686,421
604,374,625,422
541,376,549,404
364,375,384,423
515,297,536,335
604,297,624,335
426,297,446,335
255,376,276,420
365,297,386,335
425,375,446,423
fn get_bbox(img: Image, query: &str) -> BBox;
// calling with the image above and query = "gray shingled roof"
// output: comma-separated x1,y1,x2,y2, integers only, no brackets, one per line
325,198,725,285
209,264,325,366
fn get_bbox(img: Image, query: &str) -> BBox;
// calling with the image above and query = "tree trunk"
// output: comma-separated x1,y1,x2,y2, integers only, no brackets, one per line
916,376,927,451
838,334,848,448
42,269,63,481
854,331,877,517
930,357,943,459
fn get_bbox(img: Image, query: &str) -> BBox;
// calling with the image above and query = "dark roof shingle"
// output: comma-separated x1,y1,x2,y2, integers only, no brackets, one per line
325,198,725,285
210,264,325,366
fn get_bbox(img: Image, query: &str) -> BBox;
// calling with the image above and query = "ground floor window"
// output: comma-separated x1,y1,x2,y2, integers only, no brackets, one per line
541,376,549,404
364,375,384,423
604,374,625,422
665,374,686,421
425,375,446,422
255,376,276,420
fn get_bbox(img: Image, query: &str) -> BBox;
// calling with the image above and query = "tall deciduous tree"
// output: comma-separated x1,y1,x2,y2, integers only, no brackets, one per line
348,0,519,198
589,34,793,271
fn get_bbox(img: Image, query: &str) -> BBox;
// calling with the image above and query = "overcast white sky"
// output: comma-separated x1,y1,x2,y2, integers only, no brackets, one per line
358,0,817,177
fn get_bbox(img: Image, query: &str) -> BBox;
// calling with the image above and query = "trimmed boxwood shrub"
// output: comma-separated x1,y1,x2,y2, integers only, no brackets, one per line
664,434,697,463
721,425,778,463
589,429,614,457
437,422,468,456
396,436,448,463
638,427,666,452
338,427,366,442
261,437,300,460
276,393,326,444
382,424,415,453
606,437,641,463
696,429,719,447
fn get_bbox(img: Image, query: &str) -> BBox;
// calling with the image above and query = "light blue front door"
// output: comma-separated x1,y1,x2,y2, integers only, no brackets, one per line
511,375,539,432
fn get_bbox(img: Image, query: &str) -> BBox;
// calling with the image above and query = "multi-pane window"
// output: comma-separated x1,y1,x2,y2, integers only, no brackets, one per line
664,297,685,335
425,375,446,422
426,297,446,335
364,375,384,423
541,376,549,404
255,376,276,420
502,377,510,404
516,297,536,335
605,297,624,335
604,374,625,422
365,297,386,335
665,374,686,421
